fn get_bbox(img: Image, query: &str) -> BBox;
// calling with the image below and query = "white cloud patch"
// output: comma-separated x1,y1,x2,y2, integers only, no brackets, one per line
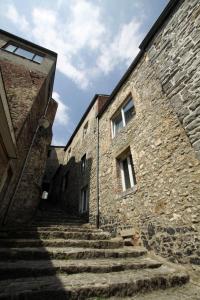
4,1,143,89
52,136,66,146
52,91,70,126
6,4,30,32
97,20,141,74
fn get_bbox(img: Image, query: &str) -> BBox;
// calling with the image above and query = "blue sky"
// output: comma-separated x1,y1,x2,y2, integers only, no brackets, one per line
0,0,168,146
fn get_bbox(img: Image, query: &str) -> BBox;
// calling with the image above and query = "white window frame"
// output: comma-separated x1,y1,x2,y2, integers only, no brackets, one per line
120,155,135,191
111,97,134,138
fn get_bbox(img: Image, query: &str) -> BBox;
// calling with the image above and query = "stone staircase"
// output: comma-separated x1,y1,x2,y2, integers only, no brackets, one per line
0,208,189,299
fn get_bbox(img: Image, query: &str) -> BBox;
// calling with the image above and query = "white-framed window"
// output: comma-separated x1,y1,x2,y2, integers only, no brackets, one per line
80,186,88,213
119,154,136,191
112,97,135,138
3,43,44,63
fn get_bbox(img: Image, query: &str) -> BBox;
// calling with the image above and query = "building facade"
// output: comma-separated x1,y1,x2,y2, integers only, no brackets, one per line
51,0,200,263
0,30,57,225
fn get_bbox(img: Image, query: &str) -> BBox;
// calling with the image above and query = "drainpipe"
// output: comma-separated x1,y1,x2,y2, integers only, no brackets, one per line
96,116,100,228
2,98,51,225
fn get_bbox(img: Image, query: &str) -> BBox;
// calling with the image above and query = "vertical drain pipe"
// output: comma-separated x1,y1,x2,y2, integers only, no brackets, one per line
96,116,100,228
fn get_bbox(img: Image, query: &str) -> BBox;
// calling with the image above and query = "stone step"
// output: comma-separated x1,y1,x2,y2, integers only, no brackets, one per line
0,238,123,249
31,221,87,225
0,226,101,233
0,246,147,261
0,230,110,240
0,266,189,299
93,281,200,300
0,257,162,280
33,217,84,222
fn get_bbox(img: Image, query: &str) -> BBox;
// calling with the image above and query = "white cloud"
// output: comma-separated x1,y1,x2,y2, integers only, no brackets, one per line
52,91,70,126
4,2,143,89
51,136,66,146
6,4,30,32
97,20,141,74
68,0,105,50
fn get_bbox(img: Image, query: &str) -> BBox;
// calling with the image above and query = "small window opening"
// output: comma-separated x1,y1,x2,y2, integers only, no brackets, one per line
112,97,135,137
117,151,136,192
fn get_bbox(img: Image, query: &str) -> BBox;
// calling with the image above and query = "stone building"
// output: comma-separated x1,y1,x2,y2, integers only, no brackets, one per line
0,29,57,225
51,0,200,264
42,145,65,203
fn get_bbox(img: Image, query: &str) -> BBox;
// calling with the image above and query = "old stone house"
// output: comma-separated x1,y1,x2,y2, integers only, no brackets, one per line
49,0,200,264
0,29,57,225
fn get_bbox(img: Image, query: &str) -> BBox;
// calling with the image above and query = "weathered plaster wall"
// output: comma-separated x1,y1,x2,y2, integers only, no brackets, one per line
98,0,200,263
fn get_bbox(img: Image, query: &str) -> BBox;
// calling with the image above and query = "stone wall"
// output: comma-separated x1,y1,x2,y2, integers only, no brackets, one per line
7,99,57,224
97,0,200,263
58,96,109,222
146,0,200,159
0,39,57,225
43,146,65,190
60,99,98,219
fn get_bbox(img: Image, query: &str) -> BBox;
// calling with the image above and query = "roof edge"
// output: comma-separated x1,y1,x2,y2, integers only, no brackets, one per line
64,94,109,151
0,29,57,57
97,0,182,118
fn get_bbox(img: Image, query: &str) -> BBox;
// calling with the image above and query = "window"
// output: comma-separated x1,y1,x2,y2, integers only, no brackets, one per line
81,154,86,173
119,153,136,191
80,186,88,213
83,121,89,138
112,97,135,137
3,43,44,64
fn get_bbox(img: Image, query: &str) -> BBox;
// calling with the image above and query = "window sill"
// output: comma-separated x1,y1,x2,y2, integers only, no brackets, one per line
116,186,137,200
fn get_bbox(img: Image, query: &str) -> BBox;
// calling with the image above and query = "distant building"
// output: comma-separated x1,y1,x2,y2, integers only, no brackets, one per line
50,0,200,264
0,29,57,225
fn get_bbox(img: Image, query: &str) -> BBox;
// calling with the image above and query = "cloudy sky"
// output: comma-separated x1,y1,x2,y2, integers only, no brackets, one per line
0,0,168,146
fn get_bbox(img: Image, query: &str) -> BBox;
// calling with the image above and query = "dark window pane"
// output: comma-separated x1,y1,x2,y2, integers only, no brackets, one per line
33,55,43,63
122,158,131,189
15,47,34,60
123,99,135,124
5,44,17,52
113,112,123,135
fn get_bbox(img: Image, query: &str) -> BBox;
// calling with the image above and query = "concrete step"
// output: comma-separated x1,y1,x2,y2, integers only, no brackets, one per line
0,266,189,299
0,257,162,280
0,246,147,261
0,230,111,240
0,238,123,249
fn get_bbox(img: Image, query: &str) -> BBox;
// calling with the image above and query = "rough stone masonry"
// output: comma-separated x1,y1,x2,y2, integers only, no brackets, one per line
52,0,200,265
